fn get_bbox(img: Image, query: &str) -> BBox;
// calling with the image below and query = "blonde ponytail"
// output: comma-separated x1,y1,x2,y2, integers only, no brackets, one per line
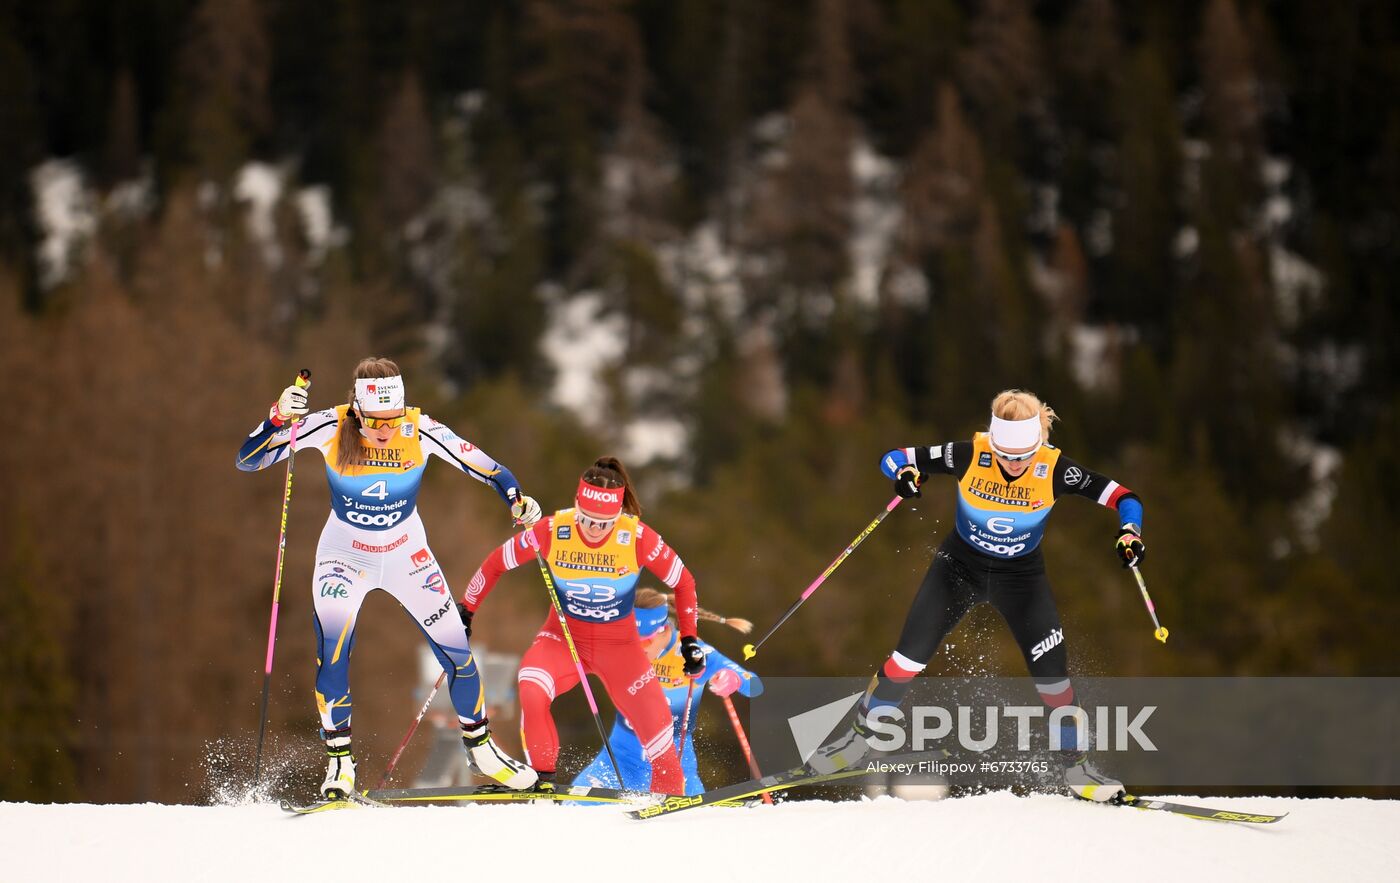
634,587,752,634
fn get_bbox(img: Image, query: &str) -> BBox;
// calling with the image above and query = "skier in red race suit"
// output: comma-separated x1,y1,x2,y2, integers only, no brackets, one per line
461,457,703,794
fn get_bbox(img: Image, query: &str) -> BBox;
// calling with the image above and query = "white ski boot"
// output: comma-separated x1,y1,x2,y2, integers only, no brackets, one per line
320,729,356,799
1061,751,1125,803
462,720,538,790
807,715,878,775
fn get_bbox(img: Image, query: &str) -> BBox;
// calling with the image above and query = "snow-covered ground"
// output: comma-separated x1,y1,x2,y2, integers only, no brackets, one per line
3,794,1395,882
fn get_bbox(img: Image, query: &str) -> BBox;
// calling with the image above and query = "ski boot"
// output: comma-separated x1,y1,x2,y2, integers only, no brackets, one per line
320,727,357,799
807,713,879,775
532,770,557,794
1061,751,1125,803
462,719,538,790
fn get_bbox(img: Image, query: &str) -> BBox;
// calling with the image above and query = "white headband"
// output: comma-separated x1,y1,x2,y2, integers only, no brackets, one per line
355,375,405,411
989,414,1042,455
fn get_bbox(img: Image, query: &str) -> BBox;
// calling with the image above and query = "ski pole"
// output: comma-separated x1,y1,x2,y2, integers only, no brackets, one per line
1125,565,1170,643
1130,563,1169,643
677,680,697,762
743,495,904,660
721,694,773,805
526,534,625,786
377,669,447,788
254,368,311,787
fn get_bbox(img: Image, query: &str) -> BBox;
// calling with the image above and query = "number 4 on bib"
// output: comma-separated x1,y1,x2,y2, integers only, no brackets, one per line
362,480,389,500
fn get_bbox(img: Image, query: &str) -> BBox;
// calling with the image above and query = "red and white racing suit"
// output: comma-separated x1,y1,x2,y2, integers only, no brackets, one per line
465,510,698,794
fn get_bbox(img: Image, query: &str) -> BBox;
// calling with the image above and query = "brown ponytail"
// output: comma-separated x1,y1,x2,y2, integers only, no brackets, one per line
634,587,752,635
336,357,403,472
581,456,642,517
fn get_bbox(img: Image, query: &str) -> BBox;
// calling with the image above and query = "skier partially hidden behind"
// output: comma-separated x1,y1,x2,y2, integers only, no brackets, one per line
461,457,705,795
810,389,1146,803
574,588,762,795
237,357,541,799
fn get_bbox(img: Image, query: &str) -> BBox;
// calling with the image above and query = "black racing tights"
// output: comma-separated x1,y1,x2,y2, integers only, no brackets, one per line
866,536,1072,713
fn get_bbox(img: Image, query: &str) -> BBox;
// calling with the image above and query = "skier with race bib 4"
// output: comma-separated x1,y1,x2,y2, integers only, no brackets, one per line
237,357,540,799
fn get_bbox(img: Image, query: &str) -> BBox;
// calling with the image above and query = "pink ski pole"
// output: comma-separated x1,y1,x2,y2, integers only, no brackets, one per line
377,669,447,788
253,369,310,787
742,496,904,660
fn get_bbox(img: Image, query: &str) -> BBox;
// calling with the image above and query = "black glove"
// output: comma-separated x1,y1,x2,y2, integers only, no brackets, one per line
680,635,705,678
894,466,923,499
457,601,474,637
1115,524,1146,568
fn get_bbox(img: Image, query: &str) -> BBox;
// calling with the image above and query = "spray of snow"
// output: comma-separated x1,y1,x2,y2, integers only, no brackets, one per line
30,159,99,288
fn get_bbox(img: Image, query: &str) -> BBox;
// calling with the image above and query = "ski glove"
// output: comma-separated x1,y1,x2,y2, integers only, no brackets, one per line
894,466,923,499
1115,524,1146,568
270,384,309,425
457,601,473,637
510,494,543,527
680,636,706,678
708,668,742,697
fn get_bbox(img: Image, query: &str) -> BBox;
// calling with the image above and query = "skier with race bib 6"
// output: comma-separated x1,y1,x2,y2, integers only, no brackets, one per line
810,389,1146,803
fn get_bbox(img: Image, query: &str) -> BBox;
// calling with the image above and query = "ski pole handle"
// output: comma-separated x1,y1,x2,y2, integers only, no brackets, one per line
743,495,904,660
1130,564,1169,643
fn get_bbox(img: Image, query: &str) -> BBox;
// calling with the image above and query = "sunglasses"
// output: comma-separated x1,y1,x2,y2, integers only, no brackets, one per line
577,513,619,532
991,442,1040,462
358,411,407,429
